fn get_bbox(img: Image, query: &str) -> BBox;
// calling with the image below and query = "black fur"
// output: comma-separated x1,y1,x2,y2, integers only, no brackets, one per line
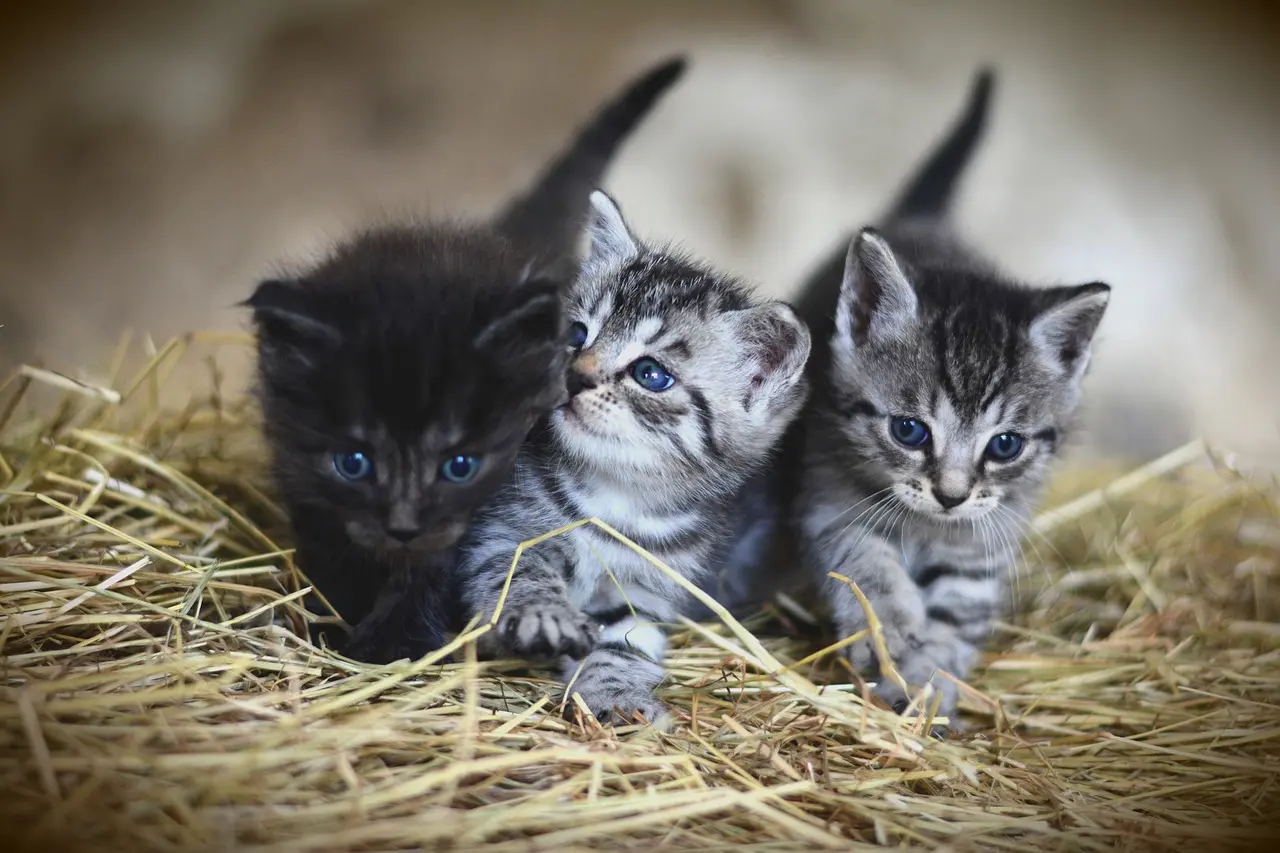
247,57,687,663
494,57,687,276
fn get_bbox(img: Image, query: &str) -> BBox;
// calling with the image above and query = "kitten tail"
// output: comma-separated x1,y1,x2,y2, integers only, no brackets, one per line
493,55,688,264
886,67,996,223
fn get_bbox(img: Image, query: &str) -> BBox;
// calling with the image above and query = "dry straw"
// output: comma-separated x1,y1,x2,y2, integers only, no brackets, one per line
2,334,1279,852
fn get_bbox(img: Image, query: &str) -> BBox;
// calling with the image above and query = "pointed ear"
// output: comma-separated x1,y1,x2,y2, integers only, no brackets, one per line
243,279,341,351
584,190,639,266
733,302,812,410
473,278,564,351
834,228,918,347
1028,282,1111,377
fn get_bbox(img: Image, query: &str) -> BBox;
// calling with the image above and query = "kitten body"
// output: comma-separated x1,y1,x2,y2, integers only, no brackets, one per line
455,192,810,723
790,69,1111,717
246,58,687,663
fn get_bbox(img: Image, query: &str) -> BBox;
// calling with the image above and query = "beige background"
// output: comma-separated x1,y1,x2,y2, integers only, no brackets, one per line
2,0,1277,464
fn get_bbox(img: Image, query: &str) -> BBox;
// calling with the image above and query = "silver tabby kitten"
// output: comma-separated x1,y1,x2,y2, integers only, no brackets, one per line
794,70,1111,718
458,190,810,724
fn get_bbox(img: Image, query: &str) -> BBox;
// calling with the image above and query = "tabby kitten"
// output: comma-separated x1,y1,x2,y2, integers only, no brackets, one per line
793,69,1111,718
247,57,687,663
455,191,810,724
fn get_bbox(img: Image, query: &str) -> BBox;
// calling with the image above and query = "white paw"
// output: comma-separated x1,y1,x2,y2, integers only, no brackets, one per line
499,601,597,660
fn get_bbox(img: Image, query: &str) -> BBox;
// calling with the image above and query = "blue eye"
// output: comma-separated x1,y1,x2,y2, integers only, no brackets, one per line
889,417,930,447
440,454,481,483
630,357,675,392
333,451,374,481
986,432,1025,462
568,321,589,350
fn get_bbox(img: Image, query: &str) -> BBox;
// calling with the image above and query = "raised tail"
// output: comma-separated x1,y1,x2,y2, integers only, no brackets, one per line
791,67,997,354
886,67,995,223
492,55,687,265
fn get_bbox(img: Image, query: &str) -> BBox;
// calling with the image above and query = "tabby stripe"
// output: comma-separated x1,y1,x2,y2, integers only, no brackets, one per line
586,603,661,627
925,605,962,627
688,387,723,460
839,398,880,419
931,313,959,402
540,467,581,522
596,639,658,663
587,516,706,555
976,320,1015,413
915,563,990,588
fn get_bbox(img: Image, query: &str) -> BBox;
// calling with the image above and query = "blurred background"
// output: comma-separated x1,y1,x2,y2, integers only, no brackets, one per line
1,0,1277,465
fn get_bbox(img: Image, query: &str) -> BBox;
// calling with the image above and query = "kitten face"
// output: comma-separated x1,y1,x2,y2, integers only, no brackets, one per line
828,228,1109,523
248,225,568,556
550,192,810,487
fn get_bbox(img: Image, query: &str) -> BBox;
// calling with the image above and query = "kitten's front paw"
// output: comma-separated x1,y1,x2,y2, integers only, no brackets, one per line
565,666,669,728
849,629,975,729
343,618,443,665
499,602,597,660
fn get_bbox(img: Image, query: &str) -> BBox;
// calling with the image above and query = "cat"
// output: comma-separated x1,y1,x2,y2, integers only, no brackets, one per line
245,57,687,664
789,68,1112,720
453,190,811,724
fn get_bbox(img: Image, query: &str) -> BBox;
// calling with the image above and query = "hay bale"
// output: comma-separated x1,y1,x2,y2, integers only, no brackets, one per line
2,334,1279,851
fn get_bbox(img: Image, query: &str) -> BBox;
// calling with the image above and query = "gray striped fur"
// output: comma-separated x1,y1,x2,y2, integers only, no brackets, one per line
457,191,810,724
792,71,1110,720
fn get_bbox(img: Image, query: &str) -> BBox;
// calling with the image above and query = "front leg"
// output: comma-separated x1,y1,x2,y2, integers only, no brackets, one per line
343,558,453,664
562,607,669,726
821,533,972,719
465,537,596,661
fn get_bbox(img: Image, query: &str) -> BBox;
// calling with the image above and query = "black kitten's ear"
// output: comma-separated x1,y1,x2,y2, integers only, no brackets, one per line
834,228,918,348
473,279,564,351
1028,282,1111,378
584,190,640,268
734,302,812,410
243,279,341,348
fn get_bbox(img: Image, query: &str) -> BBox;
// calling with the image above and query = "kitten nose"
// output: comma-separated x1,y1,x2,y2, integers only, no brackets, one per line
387,527,421,543
933,489,969,510
566,370,598,398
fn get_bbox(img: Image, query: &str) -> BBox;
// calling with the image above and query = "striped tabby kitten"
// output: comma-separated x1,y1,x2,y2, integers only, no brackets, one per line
457,191,810,724
793,69,1111,718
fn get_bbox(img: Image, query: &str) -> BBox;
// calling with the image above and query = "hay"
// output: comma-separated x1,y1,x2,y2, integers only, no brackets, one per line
2,334,1279,852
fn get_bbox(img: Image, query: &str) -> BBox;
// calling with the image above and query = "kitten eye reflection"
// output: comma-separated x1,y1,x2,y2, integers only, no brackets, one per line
985,432,1024,461
567,321,589,350
889,417,930,447
630,357,675,392
333,451,374,481
440,454,481,483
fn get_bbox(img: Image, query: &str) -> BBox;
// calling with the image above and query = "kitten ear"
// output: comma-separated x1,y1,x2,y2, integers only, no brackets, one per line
473,278,564,351
243,278,341,351
584,190,639,267
734,302,812,410
1028,282,1111,378
834,228,918,347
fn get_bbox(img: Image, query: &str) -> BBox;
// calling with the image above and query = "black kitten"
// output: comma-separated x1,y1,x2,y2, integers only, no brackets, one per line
246,57,687,663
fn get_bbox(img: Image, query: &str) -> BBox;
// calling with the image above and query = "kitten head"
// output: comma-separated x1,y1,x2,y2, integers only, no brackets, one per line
247,225,569,556
826,226,1109,522
550,191,810,494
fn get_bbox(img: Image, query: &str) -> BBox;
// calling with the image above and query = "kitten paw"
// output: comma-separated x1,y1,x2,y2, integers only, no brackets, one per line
876,677,961,727
562,652,669,727
499,602,597,660
849,629,975,727
565,680,670,728
343,620,443,665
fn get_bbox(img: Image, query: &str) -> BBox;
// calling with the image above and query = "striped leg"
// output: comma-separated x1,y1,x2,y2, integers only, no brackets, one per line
561,608,668,725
